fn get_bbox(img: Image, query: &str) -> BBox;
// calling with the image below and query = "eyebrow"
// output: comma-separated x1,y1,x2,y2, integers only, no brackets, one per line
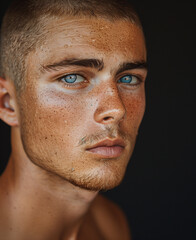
41,58,104,72
115,61,148,75
41,58,148,75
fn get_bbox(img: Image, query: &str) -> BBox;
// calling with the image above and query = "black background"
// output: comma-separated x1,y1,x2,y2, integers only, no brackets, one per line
0,1,194,240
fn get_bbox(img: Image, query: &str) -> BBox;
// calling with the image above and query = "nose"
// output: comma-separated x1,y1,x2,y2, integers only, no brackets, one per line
94,84,126,125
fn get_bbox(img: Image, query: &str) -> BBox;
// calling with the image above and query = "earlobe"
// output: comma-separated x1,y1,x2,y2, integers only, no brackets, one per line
0,77,19,127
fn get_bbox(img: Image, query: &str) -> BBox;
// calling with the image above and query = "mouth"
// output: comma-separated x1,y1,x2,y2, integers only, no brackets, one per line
86,138,125,158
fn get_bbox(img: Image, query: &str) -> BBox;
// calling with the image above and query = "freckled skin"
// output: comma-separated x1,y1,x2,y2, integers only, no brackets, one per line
18,18,147,191
0,17,147,240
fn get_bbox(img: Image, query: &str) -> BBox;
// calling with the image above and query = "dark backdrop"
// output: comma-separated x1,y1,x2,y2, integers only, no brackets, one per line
0,1,194,240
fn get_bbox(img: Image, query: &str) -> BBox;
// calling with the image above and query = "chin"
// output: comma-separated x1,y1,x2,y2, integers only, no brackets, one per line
65,164,127,191
68,176,124,192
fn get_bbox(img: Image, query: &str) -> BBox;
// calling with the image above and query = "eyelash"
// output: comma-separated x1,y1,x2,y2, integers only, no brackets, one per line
57,73,143,88
57,73,88,87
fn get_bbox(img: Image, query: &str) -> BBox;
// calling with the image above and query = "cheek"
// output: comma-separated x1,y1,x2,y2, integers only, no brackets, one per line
19,88,91,153
122,90,146,130
18,88,96,174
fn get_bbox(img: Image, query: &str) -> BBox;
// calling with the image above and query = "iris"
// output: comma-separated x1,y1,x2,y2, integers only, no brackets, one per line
61,74,85,83
63,74,77,83
118,75,133,83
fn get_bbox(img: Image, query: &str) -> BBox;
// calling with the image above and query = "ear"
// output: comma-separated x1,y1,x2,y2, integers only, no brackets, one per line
0,77,19,126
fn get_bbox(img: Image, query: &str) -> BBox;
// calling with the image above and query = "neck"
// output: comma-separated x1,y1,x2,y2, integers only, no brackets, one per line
0,127,98,240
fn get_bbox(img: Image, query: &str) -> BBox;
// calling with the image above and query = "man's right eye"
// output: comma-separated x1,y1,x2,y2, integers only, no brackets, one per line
60,74,85,84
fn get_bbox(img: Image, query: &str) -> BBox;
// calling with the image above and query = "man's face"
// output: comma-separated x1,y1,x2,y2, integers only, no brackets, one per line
17,17,147,191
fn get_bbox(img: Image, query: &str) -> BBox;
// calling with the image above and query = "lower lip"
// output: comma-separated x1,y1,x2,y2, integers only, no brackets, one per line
87,146,124,158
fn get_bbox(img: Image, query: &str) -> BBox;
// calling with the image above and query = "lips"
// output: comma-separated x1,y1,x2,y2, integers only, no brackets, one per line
86,139,125,158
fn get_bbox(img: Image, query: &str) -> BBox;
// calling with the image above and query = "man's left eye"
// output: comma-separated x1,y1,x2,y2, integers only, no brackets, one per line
60,74,85,83
117,75,138,84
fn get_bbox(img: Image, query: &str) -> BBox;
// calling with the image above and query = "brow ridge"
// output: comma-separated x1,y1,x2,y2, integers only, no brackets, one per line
115,61,148,75
42,58,104,72
41,58,147,76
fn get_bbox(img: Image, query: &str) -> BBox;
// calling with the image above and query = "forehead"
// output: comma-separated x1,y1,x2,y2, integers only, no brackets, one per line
31,17,146,68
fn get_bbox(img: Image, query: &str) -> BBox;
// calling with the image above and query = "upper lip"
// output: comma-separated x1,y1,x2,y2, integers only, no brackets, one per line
86,138,125,150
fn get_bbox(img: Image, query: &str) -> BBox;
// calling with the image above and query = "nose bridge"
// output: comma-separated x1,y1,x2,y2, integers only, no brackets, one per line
94,81,126,124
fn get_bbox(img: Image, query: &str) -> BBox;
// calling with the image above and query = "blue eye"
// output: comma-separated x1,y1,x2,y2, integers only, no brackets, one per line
61,74,85,83
118,75,138,84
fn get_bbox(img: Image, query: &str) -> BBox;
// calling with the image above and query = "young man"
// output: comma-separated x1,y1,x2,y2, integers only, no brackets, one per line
0,0,147,239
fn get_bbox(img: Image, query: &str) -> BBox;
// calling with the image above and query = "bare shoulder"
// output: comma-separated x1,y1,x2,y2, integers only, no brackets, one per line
90,194,131,240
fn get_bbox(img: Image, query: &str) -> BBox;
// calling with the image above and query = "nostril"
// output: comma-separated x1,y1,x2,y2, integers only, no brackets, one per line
103,116,113,121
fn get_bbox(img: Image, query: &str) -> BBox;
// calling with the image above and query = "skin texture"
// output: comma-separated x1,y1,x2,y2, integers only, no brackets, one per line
20,18,147,191
0,17,147,240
